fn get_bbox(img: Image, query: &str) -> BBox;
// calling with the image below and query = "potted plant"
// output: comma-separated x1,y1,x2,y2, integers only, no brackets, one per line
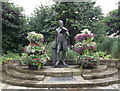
73,29,99,69
21,31,50,70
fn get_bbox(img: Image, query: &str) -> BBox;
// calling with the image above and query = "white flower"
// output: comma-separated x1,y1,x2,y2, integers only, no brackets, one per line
26,45,35,53
27,31,44,43
81,29,91,34
39,34,44,38
30,31,36,34
31,49,35,53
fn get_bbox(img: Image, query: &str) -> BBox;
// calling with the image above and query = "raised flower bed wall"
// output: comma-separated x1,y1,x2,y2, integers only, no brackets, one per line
1,59,120,69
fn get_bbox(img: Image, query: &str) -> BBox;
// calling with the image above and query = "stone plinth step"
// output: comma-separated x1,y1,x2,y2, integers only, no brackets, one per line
15,65,82,76
14,65,107,77
81,65,107,74
5,68,45,81
82,68,118,80
1,72,120,88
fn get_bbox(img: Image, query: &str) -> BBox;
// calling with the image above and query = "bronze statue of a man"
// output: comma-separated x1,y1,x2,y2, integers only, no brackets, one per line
54,20,69,67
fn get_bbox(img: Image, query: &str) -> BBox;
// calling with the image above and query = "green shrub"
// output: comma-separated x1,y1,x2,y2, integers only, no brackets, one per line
0,52,21,64
96,51,112,59
97,37,120,59
46,41,56,58
66,47,79,60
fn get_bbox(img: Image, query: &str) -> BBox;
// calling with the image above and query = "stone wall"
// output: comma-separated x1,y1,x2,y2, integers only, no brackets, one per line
1,59,120,69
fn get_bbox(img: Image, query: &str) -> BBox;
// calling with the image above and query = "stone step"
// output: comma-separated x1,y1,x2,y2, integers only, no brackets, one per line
81,65,107,74
14,65,107,76
82,68,118,80
15,65,82,76
1,72,120,88
4,68,45,81
44,60,77,66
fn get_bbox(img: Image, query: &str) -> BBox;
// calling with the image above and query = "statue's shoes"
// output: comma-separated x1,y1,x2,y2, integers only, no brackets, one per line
54,65,61,68
62,63,68,67
54,61,59,67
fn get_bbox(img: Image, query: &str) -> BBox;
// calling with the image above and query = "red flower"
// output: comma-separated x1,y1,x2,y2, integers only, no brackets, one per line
46,60,49,62
34,58,40,60
26,57,28,59
35,61,40,64
29,43,38,46
34,58,37,60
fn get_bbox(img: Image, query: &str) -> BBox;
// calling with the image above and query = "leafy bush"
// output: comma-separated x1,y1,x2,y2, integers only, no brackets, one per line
66,47,79,60
2,2,26,53
97,37,120,59
96,51,112,59
45,41,56,59
0,52,21,64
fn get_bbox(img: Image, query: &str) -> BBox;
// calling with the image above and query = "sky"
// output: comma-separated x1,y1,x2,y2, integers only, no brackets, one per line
9,0,119,16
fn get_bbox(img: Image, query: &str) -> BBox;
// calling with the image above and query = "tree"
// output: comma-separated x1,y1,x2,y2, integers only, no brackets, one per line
2,2,26,53
53,2,104,45
28,1,104,45
102,7,120,35
28,5,57,42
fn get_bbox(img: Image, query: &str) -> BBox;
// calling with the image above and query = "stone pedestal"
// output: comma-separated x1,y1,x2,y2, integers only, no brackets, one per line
117,61,120,70
52,47,57,66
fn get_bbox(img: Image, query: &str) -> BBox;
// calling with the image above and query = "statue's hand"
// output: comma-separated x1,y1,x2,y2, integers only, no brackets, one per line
67,35,71,38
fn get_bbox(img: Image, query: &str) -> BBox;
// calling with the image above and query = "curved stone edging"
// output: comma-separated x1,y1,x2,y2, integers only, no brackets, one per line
82,68,118,79
15,65,82,76
14,65,107,76
4,68,45,81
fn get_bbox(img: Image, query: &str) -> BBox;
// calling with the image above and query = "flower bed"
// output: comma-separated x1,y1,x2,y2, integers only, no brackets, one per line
73,29,99,69
21,31,50,70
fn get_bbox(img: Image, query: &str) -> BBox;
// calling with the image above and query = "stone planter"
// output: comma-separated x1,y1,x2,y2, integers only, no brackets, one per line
116,61,120,70
28,63,38,70
81,65,96,69
28,63,43,70
78,59,98,69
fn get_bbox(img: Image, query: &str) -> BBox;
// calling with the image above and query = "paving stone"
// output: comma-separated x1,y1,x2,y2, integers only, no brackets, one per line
43,82,53,88
0,82,120,89
43,76,51,82
48,77,77,82
73,76,85,81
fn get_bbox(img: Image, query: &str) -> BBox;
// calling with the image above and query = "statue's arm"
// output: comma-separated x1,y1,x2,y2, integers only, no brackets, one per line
63,27,70,36
66,29,70,36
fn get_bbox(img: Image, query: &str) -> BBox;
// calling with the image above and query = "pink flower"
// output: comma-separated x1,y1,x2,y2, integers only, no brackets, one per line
93,45,97,50
37,58,40,60
41,39,44,42
24,47,27,53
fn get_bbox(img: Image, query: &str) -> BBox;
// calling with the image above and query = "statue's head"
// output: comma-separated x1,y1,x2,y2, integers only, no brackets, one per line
59,20,63,27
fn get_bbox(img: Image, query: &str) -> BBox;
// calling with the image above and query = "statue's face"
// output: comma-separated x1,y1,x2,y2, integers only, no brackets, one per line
59,20,63,27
